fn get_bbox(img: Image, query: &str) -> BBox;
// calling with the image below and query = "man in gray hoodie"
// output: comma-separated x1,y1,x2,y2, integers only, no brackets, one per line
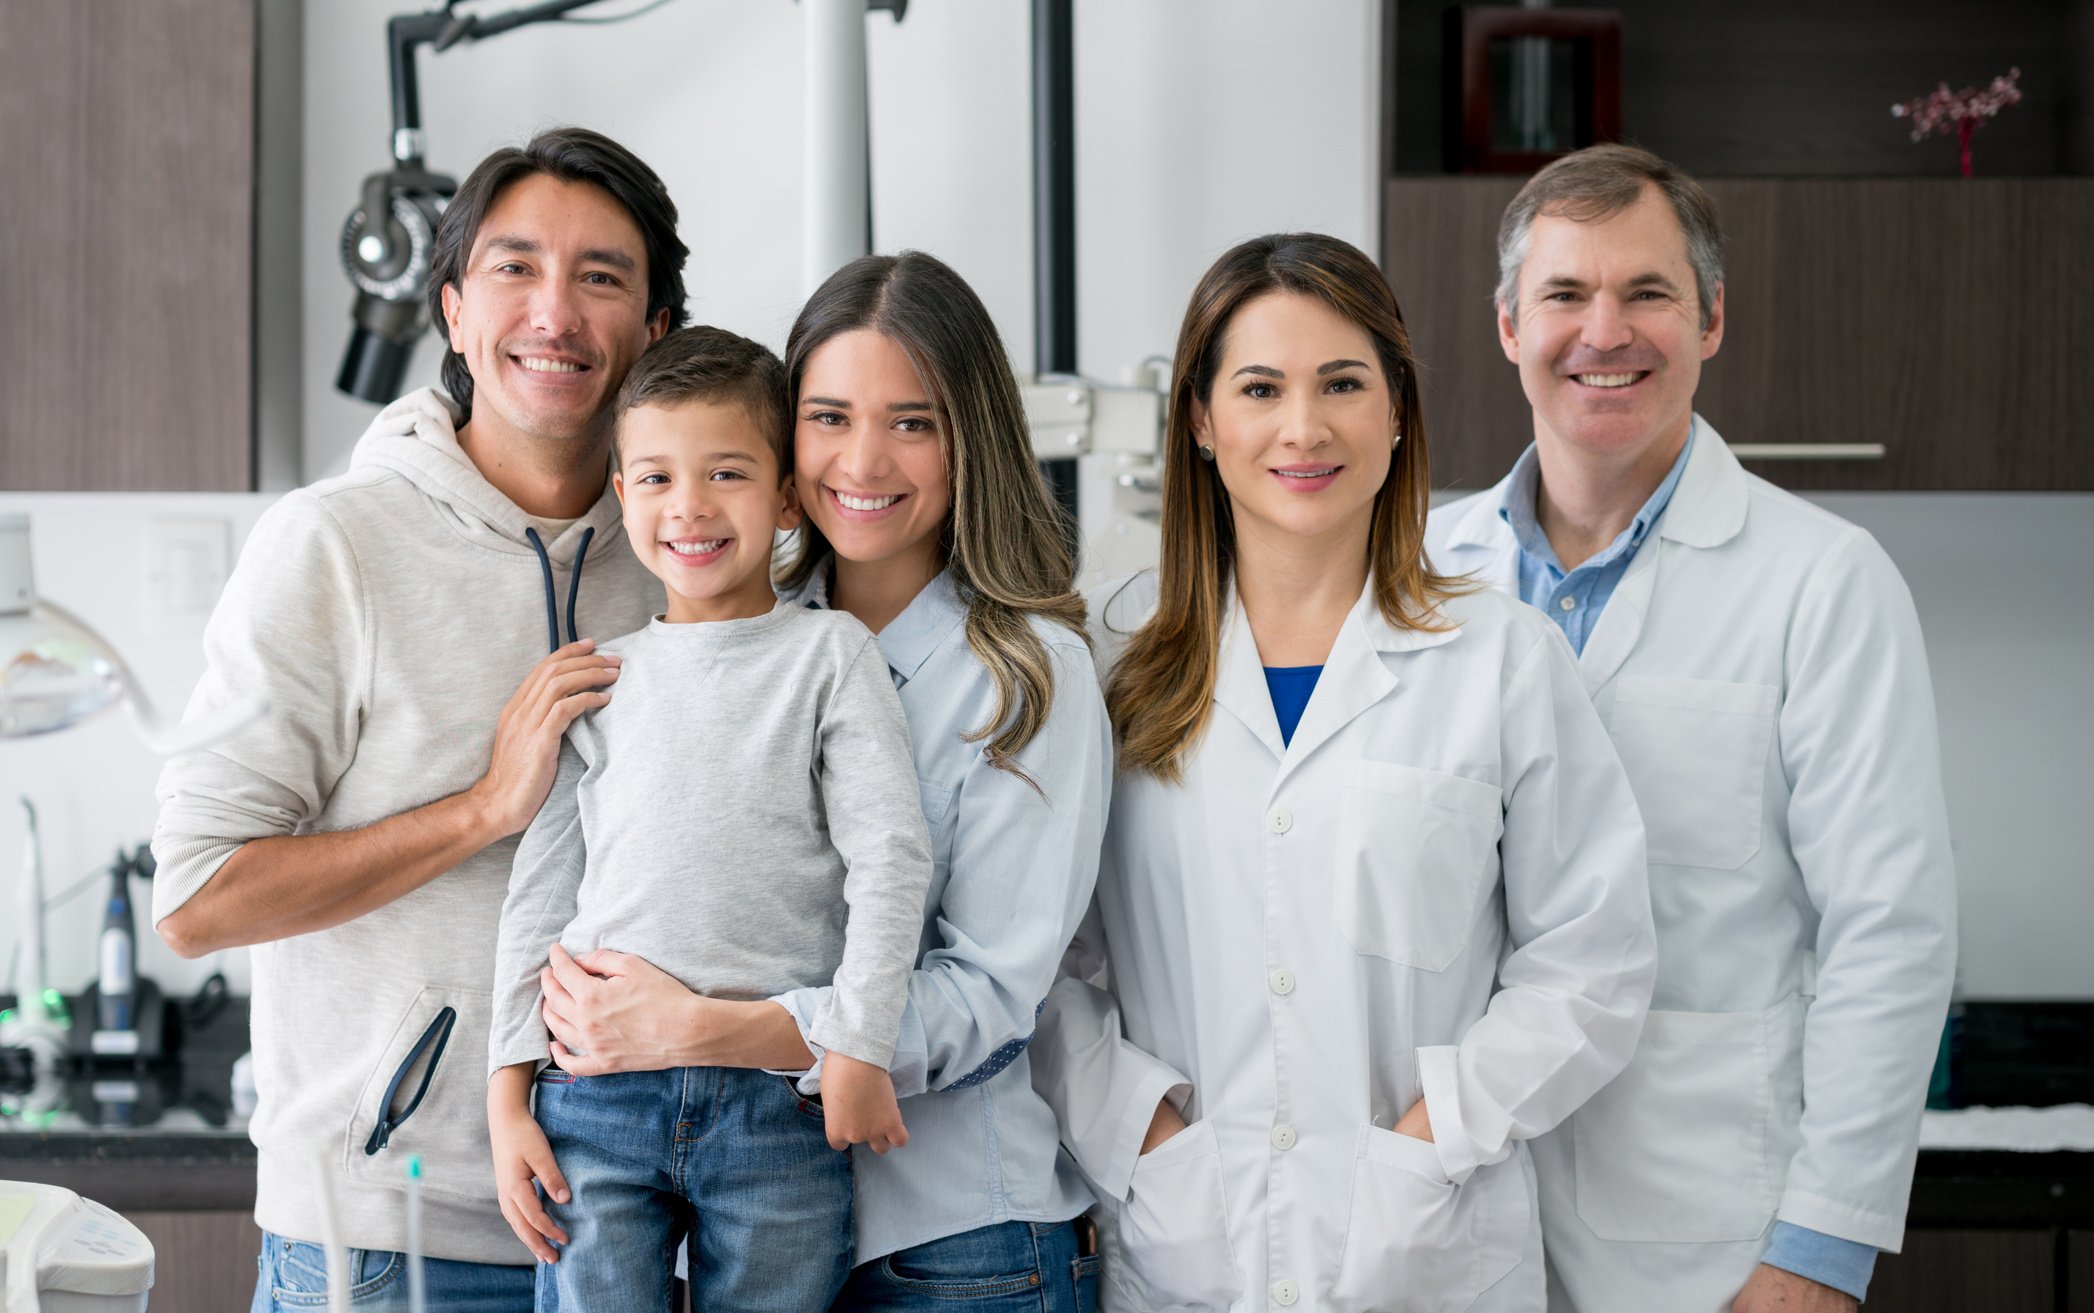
152,127,687,1311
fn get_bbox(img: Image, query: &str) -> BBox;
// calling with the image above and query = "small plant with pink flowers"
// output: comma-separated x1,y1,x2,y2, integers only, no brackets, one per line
1892,68,2024,176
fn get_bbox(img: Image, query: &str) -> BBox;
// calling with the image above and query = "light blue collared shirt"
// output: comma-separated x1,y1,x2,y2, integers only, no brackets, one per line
1499,431,1693,654
771,562,1108,1264
1497,431,1877,1299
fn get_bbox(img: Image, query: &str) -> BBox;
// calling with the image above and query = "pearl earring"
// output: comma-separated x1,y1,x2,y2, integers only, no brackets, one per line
1198,444,1216,462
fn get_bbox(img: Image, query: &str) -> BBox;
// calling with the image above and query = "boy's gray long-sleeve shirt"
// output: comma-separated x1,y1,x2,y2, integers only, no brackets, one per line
489,603,933,1075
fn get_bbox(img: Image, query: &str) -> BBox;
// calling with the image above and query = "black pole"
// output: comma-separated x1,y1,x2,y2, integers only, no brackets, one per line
1032,0,1076,378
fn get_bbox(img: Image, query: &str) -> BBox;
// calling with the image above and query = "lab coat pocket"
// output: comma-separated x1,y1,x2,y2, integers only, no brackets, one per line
1334,763,1503,971
1330,1128,1528,1313
1116,1120,1243,1312
341,986,498,1206
1607,676,1776,870
1571,994,1806,1243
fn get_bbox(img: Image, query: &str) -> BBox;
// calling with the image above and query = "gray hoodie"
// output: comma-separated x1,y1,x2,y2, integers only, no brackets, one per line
152,388,659,1264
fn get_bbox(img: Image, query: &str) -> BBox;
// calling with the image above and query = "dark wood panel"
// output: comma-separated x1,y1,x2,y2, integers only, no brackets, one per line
1869,1229,2057,1313
1384,177,2094,491
1386,176,1529,493
0,0,255,491
129,1210,262,1313
2070,1230,2094,1313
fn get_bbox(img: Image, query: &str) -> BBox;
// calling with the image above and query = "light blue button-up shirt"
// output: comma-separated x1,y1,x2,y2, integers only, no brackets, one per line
1497,433,1877,1300
1500,432,1693,655
771,563,1108,1263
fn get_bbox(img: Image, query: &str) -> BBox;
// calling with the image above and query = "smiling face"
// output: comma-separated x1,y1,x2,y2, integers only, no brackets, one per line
440,173,669,449
1193,291,1400,557
614,399,800,624
1499,184,1724,468
793,329,953,582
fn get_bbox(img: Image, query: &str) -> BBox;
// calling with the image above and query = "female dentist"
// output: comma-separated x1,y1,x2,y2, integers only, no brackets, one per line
535,251,1111,1311
1031,234,1656,1313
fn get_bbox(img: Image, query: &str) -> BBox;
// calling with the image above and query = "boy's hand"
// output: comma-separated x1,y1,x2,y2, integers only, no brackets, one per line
820,1051,908,1154
487,1068,571,1263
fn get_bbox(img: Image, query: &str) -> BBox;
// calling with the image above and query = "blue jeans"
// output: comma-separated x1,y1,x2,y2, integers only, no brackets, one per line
836,1219,1100,1312
250,1231,532,1312
535,1064,854,1312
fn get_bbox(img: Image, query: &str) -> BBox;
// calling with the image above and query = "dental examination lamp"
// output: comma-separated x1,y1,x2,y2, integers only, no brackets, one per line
338,0,909,403
337,0,621,403
0,516,261,755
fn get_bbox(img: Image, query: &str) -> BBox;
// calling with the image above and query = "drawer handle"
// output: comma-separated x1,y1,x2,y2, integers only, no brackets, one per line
1730,444,1887,461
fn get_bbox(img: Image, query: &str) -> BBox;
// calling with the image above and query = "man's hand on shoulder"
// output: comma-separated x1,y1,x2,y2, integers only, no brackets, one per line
470,639,622,839
1733,1264,1860,1313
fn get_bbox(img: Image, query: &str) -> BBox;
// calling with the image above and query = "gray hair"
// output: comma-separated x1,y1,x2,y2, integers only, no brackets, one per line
1495,144,1725,331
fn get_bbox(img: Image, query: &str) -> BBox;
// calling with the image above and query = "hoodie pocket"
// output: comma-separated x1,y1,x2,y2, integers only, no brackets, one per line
342,986,498,1205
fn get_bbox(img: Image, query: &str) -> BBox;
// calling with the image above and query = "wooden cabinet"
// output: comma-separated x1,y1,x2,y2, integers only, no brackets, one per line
129,1210,263,1313
1383,177,2094,493
1869,1230,2057,1312
0,0,299,492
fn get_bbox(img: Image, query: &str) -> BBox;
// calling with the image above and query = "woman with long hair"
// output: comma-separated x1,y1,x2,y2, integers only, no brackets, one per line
535,250,1108,1310
1032,233,1657,1312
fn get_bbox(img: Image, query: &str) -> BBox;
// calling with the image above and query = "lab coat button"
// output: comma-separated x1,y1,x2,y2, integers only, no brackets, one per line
1266,807,1293,834
1270,1123,1297,1150
1272,1279,1300,1306
1268,969,1295,996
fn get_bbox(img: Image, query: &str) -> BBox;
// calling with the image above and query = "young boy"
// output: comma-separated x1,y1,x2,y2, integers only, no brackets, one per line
485,326,932,1311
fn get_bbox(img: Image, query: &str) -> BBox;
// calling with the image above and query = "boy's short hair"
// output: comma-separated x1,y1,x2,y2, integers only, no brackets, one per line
614,326,790,475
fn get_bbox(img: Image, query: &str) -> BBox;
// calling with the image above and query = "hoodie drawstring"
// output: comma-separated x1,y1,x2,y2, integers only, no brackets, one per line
523,525,595,654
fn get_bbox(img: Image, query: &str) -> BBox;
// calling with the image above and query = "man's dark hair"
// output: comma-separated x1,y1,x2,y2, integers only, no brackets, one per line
614,326,790,477
426,126,690,421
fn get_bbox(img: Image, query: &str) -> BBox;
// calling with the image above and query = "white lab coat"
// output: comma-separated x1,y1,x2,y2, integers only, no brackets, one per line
1424,419,1958,1313
1033,573,1656,1313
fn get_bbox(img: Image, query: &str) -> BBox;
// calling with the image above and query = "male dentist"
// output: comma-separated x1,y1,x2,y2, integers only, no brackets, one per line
152,128,681,1310
1426,144,1957,1313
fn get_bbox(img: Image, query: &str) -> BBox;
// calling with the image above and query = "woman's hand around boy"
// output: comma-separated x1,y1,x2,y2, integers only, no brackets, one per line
487,1064,572,1264
541,943,816,1073
821,1052,909,1154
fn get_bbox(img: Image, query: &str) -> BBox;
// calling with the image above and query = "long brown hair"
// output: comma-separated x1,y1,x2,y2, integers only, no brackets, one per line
1109,232,1468,782
776,251,1087,782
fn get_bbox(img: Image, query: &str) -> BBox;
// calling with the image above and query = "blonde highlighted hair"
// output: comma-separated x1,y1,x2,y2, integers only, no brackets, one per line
776,251,1087,784
1108,233,1470,782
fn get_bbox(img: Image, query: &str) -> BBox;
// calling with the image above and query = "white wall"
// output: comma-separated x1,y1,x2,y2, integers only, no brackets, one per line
1813,495,2094,1000
0,494,277,1001
300,0,1381,474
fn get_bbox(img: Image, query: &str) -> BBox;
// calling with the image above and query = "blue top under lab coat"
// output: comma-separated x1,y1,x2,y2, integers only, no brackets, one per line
771,563,1107,1264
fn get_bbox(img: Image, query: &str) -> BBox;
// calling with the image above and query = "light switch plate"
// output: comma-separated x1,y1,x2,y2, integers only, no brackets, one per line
142,517,231,640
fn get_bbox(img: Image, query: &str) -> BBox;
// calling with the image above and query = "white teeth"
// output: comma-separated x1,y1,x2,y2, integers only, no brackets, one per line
834,491,901,511
667,539,727,555
519,357,583,374
1575,372,1640,388
1274,468,1337,479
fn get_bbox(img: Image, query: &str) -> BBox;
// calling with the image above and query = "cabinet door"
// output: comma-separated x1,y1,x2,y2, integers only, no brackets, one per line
0,0,254,491
1867,1229,2055,1312
1384,178,2094,492
127,1209,263,1313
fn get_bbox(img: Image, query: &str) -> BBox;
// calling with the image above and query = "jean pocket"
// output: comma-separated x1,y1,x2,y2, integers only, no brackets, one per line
880,1223,1044,1298
778,1074,828,1122
270,1238,403,1307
